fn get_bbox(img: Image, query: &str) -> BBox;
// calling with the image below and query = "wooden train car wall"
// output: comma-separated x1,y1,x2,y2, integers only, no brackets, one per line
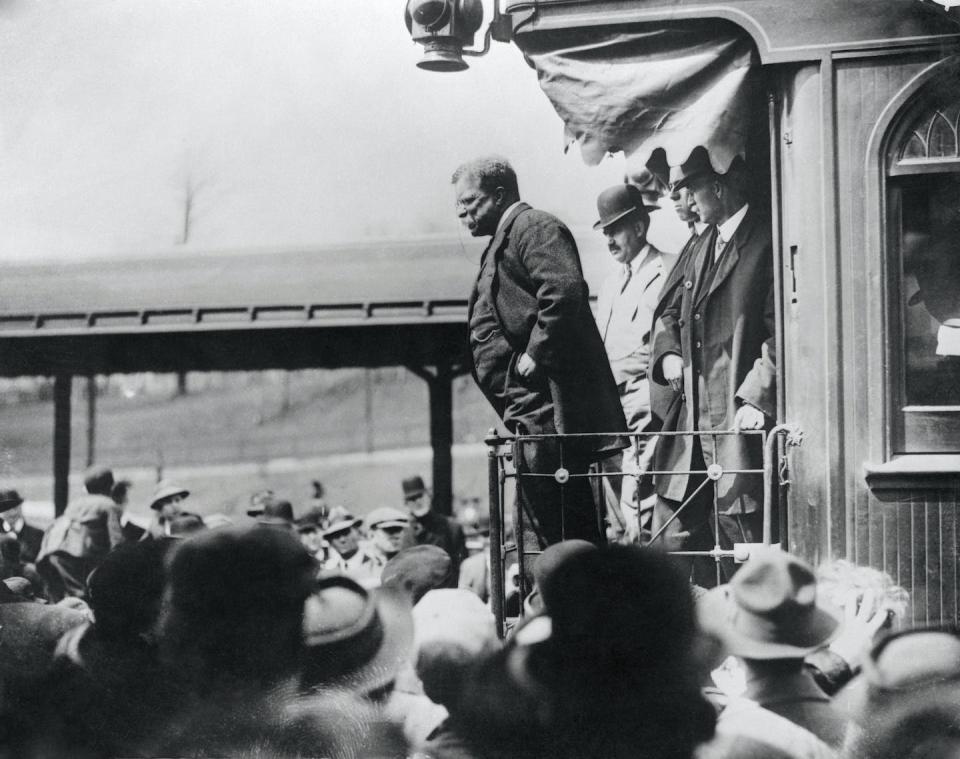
778,50,960,625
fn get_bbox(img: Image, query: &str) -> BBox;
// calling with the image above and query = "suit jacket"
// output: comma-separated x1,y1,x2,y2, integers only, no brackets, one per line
15,522,44,564
651,208,776,513
649,227,706,428
467,203,627,457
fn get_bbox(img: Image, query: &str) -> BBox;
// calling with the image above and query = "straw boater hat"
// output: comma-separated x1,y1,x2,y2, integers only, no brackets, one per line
365,507,410,531
698,546,841,660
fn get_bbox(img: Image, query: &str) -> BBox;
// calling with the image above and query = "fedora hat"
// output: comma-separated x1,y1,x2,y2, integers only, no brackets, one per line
401,476,428,502
365,507,410,531
699,546,840,660
149,481,189,511
593,184,654,231
0,488,24,513
257,499,295,527
302,574,414,695
321,506,362,538
669,145,718,191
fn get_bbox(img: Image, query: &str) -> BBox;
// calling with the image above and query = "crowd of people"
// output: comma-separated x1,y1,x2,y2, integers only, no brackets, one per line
0,466,948,758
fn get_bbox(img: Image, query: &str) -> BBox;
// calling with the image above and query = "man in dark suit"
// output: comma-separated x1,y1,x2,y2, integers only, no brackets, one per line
0,489,44,565
452,156,627,549
651,148,776,582
399,475,467,571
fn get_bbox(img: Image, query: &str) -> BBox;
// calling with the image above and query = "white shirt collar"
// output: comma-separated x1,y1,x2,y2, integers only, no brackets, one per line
717,203,749,245
693,221,708,236
626,243,655,274
496,201,523,233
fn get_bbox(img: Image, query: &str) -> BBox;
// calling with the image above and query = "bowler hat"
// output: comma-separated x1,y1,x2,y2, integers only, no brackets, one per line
401,476,428,501
149,481,189,511
302,574,414,695
669,145,718,191
322,506,362,537
0,488,24,513
593,184,654,231
699,546,840,660
257,499,295,527
366,507,410,531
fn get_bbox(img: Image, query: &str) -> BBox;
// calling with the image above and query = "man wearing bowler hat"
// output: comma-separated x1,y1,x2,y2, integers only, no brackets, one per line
400,475,467,570
651,147,776,583
594,178,677,543
452,155,627,551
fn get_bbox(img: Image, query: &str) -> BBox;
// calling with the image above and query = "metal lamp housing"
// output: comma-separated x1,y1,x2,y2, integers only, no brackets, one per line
405,0,484,72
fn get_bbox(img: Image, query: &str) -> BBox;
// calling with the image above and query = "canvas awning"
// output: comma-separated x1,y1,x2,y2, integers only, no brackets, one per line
517,20,758,175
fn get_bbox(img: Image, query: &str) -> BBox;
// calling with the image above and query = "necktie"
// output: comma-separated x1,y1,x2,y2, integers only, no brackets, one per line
619,263,633,293
714,233,726,263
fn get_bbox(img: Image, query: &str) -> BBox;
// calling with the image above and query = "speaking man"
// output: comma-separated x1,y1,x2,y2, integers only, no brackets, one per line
453,156,626,549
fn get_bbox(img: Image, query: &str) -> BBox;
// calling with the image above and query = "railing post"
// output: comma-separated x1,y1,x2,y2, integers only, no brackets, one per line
486,429,506,639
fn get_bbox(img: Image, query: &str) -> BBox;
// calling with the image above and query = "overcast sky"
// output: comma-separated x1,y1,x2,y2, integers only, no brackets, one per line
0,0,687,262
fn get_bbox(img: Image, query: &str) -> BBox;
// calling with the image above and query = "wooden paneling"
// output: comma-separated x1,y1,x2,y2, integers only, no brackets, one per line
869,487,960,626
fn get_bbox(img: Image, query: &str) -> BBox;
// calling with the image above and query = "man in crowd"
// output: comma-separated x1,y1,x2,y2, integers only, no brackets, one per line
651,148,776,582
366,507,410,566
400,475,467,570
453,155,626,549
147,480,190,539
36,465,125,600
322,506,381,584
593,179,676,543
0,488,43,564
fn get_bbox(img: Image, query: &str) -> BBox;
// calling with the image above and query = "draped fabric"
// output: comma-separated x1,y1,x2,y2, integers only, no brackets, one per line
517,20,759,174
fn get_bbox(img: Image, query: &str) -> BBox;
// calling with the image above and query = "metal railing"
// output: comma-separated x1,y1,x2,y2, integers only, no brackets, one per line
485,423,803,638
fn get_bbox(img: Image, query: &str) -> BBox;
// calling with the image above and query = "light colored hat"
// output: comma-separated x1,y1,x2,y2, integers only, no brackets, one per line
149,481,189,511
365,506,410,531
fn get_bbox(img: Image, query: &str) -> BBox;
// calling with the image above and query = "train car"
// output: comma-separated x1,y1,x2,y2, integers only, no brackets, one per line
409,0,960,627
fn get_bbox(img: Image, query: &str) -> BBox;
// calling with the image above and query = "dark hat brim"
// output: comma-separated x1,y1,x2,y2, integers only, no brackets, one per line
310,587,414,696
699,586,841,660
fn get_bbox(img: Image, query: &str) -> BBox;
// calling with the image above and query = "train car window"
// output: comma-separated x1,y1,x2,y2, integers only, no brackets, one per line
887,85,960,454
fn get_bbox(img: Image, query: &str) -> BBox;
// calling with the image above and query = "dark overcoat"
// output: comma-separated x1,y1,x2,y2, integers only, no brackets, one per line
467,203,627,458
651,208,776,513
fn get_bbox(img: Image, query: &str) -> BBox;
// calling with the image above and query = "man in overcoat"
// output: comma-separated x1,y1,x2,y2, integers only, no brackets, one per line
453,156,626,549
651,148,776,581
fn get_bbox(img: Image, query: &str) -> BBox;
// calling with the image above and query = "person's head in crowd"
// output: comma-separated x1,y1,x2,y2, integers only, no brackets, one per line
165,512,206,539
412,588,500,710
670,178,701,226
526,538,597,614
301,574,413,701
110,478,132,507
366,507,409,561
381,545,454,605
323,507,364,559
246,488,275,517
149,481,189,523
451,155,521,239
456,545,715,759
158,524,315,692
84,465,114,497
699,547,841,665
86,539,168,643
0,488,25,529
401,475,432,518
257,498,295,529
296,514,326,558
840,627,960,757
